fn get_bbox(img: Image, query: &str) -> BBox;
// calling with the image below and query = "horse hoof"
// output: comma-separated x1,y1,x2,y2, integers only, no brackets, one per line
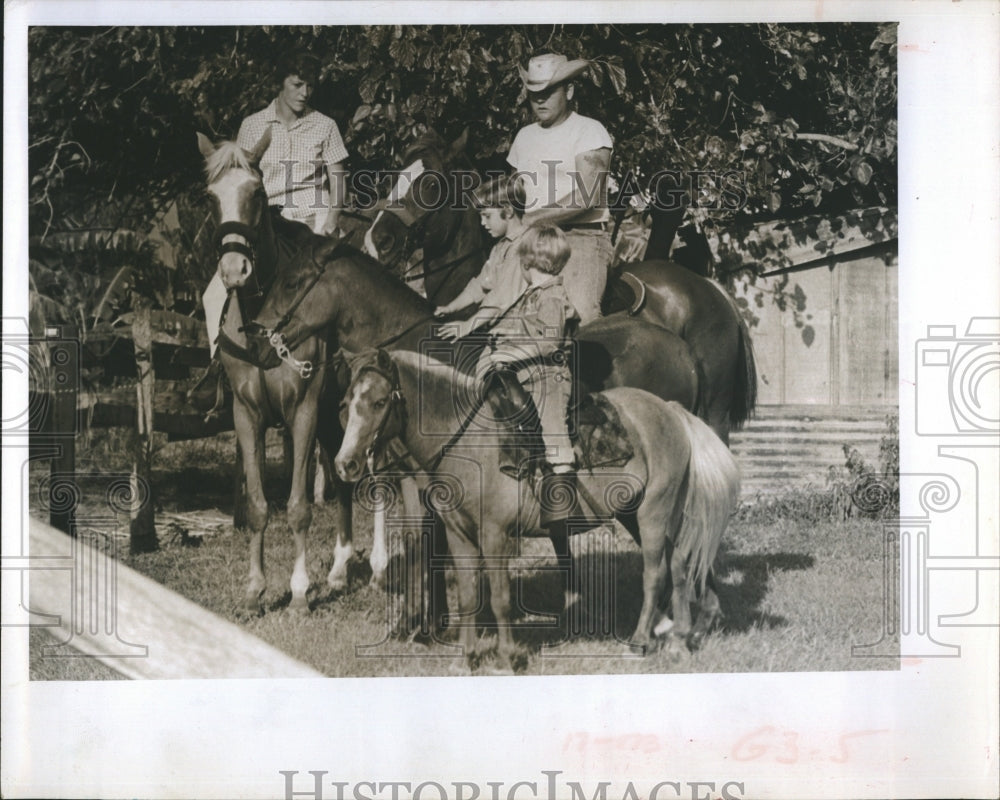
238,598,264,619
327,573,347,592
506,649,529,674
288,596,310,615
369,571,386,591
627,637,650,656
664,634,688,661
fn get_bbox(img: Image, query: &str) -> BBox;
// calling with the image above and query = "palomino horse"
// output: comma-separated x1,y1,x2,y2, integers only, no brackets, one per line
197,132,355,614
334,349,741,668
362,131,757,446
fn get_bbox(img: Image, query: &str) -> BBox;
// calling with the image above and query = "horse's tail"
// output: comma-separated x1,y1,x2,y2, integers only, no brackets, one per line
673,405,742,592
711,281,758,430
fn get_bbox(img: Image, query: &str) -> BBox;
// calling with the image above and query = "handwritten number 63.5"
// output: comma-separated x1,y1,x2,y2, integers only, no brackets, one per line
732,726,890,764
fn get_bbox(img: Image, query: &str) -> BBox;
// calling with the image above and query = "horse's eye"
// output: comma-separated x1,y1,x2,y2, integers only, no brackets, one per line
285,278,302,291
374,231,395,252
374,398,388,410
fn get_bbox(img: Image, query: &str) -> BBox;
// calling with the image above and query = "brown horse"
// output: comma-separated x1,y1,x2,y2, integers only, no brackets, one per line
334,349,741,669
362,131,757,445
260,246,734,637
196,133,355,615
362,130,489,307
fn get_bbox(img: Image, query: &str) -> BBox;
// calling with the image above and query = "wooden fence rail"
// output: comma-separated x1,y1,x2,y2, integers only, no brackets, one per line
28,517,321,679
32,313,235,550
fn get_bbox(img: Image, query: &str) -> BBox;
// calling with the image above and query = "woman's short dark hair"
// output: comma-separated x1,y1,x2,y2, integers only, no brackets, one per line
275,53,321,87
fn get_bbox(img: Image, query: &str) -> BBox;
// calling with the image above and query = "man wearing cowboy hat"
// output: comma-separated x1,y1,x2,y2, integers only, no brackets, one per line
507,52,614,325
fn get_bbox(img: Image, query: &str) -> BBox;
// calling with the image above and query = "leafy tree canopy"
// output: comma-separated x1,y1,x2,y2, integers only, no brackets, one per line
27,23,896,336
29,23,896,235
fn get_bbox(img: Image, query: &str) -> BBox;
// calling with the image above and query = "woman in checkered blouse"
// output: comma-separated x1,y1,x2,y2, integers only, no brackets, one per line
191,53,349,411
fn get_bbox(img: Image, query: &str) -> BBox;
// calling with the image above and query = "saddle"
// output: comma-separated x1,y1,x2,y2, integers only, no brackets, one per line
484,366,634,480
600,269,647,317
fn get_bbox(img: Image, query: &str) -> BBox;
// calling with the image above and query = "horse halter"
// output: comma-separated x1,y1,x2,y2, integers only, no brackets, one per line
347,351,406,473
215,219,258,265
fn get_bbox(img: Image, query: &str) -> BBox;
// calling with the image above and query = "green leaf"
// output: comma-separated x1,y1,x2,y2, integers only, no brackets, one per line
604,61,627,96
853,161,874,185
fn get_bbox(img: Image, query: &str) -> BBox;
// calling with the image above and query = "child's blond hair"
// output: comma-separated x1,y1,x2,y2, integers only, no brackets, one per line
473,174,526,219
517,224,572,275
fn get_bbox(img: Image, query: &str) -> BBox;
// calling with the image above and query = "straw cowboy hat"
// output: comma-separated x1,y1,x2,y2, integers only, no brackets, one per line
518,53,590,92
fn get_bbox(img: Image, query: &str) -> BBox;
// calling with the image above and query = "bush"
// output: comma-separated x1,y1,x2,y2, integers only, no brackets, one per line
736,413,900,524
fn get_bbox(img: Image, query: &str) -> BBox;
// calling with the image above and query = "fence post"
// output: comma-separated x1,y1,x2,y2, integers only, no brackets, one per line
129,303,158,553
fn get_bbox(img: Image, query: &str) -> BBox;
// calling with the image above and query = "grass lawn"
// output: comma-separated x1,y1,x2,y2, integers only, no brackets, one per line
28,429,899,678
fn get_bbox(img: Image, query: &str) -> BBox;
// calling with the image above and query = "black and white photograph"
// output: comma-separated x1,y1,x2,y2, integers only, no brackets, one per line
3,1,997,798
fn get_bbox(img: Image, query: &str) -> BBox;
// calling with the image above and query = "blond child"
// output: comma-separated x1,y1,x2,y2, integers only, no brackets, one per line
483,226,581,527
434,175,529,337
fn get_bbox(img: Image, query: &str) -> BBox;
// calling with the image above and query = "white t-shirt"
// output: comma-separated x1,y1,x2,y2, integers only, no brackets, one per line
507,111,614,224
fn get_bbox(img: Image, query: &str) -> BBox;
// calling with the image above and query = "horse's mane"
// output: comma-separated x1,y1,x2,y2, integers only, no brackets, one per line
204,140,259,184
401,130,450,165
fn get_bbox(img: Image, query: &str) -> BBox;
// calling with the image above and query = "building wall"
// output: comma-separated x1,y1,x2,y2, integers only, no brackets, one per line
737,255,898,407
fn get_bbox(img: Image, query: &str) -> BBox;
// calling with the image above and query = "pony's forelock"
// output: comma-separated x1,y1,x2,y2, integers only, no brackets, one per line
203,140,260,185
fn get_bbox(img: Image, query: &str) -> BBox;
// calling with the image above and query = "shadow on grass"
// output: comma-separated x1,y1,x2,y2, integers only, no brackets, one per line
152,459,294,515
439,547,818,652
713,551,816,633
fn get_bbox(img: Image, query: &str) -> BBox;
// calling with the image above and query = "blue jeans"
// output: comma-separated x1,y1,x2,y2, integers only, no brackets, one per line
562,228,613,325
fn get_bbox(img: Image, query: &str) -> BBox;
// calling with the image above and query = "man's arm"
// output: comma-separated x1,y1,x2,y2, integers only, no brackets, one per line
522,147,611,227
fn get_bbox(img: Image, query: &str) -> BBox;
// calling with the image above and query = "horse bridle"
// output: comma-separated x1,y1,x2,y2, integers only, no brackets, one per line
344,354,408,474
345,348,491,477
215,193,325,379
380,186,481,302
215,219,258,264
241,252,328,380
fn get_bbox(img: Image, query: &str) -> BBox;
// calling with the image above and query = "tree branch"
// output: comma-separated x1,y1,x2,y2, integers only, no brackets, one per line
789,132,859,151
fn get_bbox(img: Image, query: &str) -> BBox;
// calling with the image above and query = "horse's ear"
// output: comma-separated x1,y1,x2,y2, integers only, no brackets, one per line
376,348,393,372
244,127,273,166
448,127,469,159
196,132,216,158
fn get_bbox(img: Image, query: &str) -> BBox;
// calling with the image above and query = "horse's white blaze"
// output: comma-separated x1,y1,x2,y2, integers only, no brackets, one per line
209,168,256,222
335,387,371,479
391,158,425,203
364,211,383,259
210,168,260,285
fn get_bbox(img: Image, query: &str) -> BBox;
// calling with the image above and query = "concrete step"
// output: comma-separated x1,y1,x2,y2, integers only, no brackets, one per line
728,405,896,498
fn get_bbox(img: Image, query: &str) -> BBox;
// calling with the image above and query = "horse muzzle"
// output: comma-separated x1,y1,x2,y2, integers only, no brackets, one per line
216,220,258,289
218,250,253,289
334,452,364,483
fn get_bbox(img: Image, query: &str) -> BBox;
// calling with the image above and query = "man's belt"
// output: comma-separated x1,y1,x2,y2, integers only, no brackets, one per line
560,222,608,231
